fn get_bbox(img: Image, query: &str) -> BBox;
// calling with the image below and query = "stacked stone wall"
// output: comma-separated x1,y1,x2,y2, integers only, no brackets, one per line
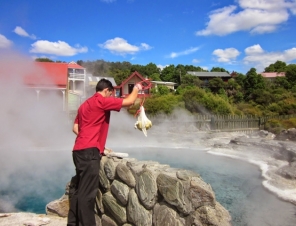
46,156,231,226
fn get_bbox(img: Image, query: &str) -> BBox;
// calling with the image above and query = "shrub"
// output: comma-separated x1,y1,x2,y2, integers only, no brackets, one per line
265,119,283,134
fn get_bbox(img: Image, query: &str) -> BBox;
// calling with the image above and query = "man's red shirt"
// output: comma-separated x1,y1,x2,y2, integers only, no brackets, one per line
73,93,123,153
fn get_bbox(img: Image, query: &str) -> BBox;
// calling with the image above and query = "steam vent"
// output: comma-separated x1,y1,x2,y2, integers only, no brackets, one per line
46,155,232,226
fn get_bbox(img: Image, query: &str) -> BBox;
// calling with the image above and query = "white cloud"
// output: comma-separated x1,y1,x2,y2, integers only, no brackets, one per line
201,66,209,71
212,47,240,62
101,0,116,2
140,43,152,50
157,64,169,71
192,59,200,64
30,40,88,56
98,37,151,55
245,44,264,55
13,26,36,39
196,0,296,36
168,47,199,58
243,44,296,71
0,34,13,48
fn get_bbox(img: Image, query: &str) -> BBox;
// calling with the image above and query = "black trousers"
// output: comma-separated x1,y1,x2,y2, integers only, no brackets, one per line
67,147,101,226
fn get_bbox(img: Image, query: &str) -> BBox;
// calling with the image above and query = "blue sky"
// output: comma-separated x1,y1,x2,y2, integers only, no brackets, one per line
0,0,296,74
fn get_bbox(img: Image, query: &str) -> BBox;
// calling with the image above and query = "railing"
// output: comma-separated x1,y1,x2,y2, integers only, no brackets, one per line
68,73,85,79
67,110,296,133
149,114,296,133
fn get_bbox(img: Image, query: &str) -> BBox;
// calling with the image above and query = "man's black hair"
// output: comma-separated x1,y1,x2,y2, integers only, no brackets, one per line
96,78,114,92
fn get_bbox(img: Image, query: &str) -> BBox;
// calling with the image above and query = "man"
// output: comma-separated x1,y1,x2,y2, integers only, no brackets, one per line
67,78,142,226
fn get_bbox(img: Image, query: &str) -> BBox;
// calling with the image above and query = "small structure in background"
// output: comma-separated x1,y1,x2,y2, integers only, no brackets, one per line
150,81,177,92
24,63,152,112
114,71,151,98
260,72,286,82
68,61,86,97
24,61,68,111
187,71,231,86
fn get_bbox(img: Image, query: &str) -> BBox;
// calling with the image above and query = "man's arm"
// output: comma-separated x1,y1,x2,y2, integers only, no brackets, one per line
122,84,141,107
73,123,79,135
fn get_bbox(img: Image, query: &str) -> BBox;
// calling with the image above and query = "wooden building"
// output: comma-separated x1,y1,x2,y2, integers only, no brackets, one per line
114,71,151,98
187,71,232,86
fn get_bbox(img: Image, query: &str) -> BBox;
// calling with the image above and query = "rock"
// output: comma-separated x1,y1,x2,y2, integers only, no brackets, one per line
46,196,69,217
189,177,216,208
156,173,190,215
0,213,66,226
95,189,104,214
276,165,296,179
176,170,200,181
102,192,127,225
276,128,296,141
99,157,111,191
116,163,136,187
45,154,231,226
191,203,231,226
105,157,117,180
101,214,118,226
127,189,152,226
135,168,158,209
153,203,185,226
110,180,130,206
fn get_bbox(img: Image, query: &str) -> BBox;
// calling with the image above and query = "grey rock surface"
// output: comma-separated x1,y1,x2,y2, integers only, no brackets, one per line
116,163,136,188
102,192,127,225
127,189,152,226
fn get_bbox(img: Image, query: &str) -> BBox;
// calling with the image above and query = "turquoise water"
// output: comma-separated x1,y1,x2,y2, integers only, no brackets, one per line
125,147,296,226
1,148,296,226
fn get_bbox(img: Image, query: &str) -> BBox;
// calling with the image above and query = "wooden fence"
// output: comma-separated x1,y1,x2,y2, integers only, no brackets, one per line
67,111,296,133
149,114,296,133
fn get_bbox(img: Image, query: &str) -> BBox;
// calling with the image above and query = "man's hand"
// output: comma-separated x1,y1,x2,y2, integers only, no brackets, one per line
134,83,143,91
104,147,113,155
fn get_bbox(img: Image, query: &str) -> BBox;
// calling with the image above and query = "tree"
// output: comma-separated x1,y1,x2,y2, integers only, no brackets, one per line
144,63,160,77
273,76,290,89
286,64,296,86
234,73,245,87
130,64,145,75
208,77,225,93
110,69,130,85
243,68,266,99
35,57,54,62
149,73,161,81
210,67,229,73
182,87,233,115
180,74,201,87
160,65,175,82
264,60,287,72
77,60,84,66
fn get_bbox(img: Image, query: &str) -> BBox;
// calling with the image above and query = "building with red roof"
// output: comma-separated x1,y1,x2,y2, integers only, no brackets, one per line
114,71,151,98
260,72,286,80
24,61,86,111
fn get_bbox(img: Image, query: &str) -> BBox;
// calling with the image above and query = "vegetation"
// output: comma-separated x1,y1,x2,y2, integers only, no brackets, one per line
36,58,296,130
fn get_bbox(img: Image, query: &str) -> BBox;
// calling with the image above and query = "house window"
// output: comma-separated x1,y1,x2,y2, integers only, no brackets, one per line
128,84,134,94
115,89,120,97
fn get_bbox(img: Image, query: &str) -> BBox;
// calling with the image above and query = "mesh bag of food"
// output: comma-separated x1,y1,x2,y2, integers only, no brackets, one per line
134,106,152,137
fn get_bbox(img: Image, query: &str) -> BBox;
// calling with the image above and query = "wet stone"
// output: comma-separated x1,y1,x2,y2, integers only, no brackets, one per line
156,173,190,214
110,180,130,206
127,189,152,226
116,163,136,187
105,158,117,180
102,192,127,225
153,203,185,226
135,168,158,209
99,157,111,191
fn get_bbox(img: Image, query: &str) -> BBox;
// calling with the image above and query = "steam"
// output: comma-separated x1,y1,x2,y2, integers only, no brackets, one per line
0,51,295,226
0,51,74,212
